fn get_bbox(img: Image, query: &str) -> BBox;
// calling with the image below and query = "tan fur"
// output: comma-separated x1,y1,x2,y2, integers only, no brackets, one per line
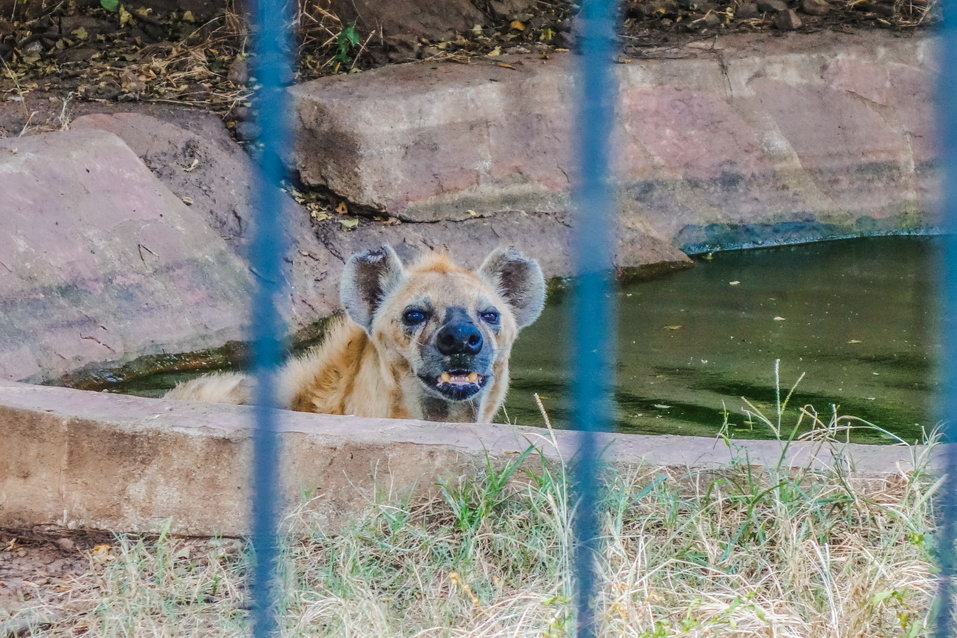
165,249,542,423
164,372,250,404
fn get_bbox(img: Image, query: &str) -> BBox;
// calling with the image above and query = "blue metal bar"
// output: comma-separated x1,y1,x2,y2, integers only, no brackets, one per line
571,0,618,635
935,0,957,629
248,0,292,635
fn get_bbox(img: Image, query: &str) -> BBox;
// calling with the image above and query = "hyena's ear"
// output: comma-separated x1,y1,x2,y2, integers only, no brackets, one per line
340,245,405,331
479,248,546,329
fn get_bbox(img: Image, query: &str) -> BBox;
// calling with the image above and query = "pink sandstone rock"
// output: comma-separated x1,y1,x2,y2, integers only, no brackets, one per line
290,31,938,249
0,129,251,382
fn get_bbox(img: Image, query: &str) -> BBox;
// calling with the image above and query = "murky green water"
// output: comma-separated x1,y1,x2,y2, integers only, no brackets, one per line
106,237,940,443
506,237,939,444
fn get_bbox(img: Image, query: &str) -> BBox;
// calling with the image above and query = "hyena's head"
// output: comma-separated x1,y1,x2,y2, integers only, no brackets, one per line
340,245,545,421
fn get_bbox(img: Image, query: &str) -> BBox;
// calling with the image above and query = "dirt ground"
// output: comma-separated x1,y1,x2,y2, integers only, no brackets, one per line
0,528,108,631
0,0,935,138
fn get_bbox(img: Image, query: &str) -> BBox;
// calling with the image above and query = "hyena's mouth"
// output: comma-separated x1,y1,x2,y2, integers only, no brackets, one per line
424,370,488,401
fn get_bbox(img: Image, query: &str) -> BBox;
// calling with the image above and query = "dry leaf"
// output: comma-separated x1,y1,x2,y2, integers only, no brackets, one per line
72,26,88,40
339,218,359,230
729,280,740,286
335,201,348,215
181,196,194,206
663,325,682,330
487,46,501,57
773,316,785,321
510,20,526,30
848,339,863,344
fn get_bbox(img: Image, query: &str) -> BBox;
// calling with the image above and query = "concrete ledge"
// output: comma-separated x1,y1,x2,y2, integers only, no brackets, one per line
0,381,931,536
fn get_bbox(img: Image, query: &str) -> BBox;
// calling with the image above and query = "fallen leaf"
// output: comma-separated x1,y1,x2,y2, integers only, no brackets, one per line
466,209,479,217
510,20,526,30
72,26,88,40
487,46,501,57
663,325,682,330
182,9,195,22
729,280,740,286
773,316,785,321
497,63,516,70
653,404,672,409
119,5,133,27
848,339,863,344
335,201,348,215
183,158,199,172
339,218,359,230
90,544,114,563
180,196,194,206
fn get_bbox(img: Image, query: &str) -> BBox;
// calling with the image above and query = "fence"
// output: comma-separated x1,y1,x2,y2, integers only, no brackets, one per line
243,0,956,636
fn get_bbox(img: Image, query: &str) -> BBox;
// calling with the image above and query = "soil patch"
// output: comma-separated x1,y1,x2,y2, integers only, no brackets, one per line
0,0,934,129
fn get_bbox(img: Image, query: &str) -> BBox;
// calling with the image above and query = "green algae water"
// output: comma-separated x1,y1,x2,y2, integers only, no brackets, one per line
106,237,939,443
505,236,939,444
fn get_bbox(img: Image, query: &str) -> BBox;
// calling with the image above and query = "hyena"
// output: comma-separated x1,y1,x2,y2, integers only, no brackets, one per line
165,245,546,423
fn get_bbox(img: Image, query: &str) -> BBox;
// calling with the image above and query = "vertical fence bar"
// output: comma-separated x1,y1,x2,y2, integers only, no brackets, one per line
571,0,619,635
249,0,292,635
936,0,957,631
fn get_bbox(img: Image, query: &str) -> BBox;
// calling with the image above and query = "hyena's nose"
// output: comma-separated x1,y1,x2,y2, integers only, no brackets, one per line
436,322,484,356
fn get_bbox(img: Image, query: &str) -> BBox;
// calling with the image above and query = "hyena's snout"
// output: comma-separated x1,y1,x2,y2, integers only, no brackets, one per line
435,320,483,356
420,313,493,402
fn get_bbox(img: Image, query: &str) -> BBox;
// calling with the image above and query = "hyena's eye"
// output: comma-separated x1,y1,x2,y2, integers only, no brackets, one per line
402,308,429,326
480,310,500,325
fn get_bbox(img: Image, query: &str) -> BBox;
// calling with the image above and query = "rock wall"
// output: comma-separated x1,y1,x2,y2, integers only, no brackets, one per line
291,30,937,252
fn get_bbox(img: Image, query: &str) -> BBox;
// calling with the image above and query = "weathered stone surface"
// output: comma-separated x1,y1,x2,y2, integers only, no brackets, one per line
291,31,938,251
0,129,251,382
327,0,489,42
736,3,760,18
291,59,574,223
774,8,803,29
71,112,334,333
0,380,930,536
757,0,789,11
799,0,832,15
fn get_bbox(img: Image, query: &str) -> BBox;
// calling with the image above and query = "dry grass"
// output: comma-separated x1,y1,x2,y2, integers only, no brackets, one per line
8,412,939,637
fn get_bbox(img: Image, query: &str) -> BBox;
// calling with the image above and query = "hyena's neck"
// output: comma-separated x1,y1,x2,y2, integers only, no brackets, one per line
418,394,480,423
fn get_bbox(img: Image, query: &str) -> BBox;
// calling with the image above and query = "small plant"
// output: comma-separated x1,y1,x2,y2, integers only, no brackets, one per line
333,22,360,71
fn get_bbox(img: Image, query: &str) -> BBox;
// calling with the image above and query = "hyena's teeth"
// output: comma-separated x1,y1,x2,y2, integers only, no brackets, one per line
439,372,452,383
467,372,479,383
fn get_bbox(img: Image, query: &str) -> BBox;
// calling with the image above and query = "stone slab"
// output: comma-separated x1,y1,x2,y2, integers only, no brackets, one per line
0,129,252,382
291,31,938,250
71,112,333,330
0,381,931,536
